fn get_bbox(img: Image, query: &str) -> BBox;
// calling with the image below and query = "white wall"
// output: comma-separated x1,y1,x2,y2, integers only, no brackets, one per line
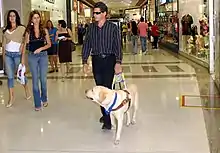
31,0,66,23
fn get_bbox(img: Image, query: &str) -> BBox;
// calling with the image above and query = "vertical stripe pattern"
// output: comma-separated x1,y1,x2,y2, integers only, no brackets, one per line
82,20,122,64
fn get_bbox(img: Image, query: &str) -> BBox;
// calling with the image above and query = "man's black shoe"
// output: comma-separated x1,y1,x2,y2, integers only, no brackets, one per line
102,124,111,130
99,116,104,123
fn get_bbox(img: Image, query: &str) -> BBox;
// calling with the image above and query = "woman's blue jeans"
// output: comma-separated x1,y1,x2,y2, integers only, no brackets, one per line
28,51,48,108
4,51,27,88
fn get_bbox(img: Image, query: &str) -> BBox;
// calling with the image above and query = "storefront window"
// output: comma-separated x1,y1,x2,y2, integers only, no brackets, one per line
125,9,141,22
157,0,179,46
71,1,92,43
181,0,209,62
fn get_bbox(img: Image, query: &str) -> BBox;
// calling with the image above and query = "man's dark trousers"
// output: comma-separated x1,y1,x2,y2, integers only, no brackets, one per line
92,54,116,129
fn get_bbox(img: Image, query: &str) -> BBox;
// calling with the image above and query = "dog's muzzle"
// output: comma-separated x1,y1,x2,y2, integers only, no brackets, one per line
86,96,94,100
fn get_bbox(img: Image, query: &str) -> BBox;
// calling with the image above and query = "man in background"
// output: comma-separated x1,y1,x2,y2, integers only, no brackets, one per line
138,17,148,54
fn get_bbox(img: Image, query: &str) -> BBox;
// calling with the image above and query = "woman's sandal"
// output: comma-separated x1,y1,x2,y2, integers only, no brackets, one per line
6,98,15,108
35,107,42,111
43,102,48,107
26,96,31,100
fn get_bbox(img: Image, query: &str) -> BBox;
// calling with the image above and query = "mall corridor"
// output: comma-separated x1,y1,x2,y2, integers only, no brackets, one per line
0,46,219,153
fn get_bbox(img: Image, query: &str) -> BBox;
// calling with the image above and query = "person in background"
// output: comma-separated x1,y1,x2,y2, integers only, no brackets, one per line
147,22,152,41
82,2,122,130
23,10,51,111
56,20,73,82
122,22,127,44
127,21,131,42
151,21,160,49
131,21,138,54
77,24,85,45
138,17,148,54
46,20,58,73
2,10,31,108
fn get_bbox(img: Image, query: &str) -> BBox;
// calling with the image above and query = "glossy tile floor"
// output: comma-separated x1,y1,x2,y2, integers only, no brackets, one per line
0,45,216,153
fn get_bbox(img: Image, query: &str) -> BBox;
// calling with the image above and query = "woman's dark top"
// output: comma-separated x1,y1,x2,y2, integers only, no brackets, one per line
28,31,46,52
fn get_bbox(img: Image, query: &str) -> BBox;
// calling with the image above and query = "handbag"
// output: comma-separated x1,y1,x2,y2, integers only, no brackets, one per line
17,64,26,85
150,36,154,42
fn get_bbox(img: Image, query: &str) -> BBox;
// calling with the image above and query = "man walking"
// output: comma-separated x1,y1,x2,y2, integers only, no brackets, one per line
82,2,122,130
138,17,148,54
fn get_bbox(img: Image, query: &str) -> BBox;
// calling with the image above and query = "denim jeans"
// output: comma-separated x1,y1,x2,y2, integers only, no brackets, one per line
4,51,27,88
28,51,48,108
127,31,131,42
140,36,147,52
131,35,138,54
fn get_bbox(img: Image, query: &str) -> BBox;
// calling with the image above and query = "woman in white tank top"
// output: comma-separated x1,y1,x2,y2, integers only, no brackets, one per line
2,10,31,108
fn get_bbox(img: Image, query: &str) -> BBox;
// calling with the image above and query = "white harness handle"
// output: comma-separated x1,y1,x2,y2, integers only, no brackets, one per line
112,73,127,90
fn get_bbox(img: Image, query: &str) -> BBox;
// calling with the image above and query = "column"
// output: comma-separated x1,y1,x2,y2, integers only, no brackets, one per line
66,0,71,29
214,0,220,88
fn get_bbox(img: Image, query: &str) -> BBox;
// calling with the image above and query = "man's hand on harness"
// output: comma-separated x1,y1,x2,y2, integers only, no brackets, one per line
114,63,122,74
83,64,91,74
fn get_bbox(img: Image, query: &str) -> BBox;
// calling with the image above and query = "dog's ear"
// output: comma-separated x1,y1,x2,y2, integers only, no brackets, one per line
99,91,108,103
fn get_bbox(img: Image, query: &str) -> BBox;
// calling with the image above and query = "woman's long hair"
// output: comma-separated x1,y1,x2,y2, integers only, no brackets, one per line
3,10,22,33
46,20,54,30
24,10,45,37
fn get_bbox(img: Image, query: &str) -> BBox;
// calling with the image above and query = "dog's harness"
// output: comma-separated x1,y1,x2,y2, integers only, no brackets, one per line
105,90,131,115
112,90,131,112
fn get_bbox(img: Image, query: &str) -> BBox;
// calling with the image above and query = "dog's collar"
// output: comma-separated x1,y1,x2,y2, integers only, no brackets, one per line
105,92,117,115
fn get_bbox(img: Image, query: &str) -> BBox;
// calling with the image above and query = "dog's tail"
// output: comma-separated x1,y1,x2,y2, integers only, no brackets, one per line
127,84,138,108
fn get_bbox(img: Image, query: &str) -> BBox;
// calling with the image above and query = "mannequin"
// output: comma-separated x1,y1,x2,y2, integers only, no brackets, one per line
181,14,194,52
187,25,198,54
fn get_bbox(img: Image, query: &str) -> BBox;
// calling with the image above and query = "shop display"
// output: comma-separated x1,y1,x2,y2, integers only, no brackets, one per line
158,13,179,45
181,14,193,35
183,14,209,62
157,0,179,47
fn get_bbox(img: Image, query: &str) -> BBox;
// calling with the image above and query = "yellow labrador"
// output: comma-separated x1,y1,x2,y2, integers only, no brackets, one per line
85,84,138,145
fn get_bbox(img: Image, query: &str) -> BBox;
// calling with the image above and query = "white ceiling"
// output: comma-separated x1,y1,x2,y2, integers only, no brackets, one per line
93,0,139,9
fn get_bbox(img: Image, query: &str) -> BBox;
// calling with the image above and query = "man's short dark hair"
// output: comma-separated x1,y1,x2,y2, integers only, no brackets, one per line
140,17,144,22
94,2,108,13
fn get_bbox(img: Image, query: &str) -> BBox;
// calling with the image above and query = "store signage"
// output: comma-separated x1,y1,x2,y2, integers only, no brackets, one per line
45,0,55,4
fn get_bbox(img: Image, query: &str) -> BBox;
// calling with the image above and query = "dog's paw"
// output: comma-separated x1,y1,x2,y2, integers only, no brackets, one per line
131,120,136,125
114,140,120,145
126,122,131,127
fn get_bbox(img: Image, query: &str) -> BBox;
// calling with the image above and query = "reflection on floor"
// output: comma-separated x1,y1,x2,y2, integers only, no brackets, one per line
0,47,215,153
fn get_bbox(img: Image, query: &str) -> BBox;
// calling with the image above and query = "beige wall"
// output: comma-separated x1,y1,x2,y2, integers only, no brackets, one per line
2,0,31,26
31,0,66,24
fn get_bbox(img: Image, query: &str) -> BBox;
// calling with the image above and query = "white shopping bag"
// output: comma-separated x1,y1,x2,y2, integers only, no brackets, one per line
112,72,127,90
17,64,26,85
150,36,154,42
